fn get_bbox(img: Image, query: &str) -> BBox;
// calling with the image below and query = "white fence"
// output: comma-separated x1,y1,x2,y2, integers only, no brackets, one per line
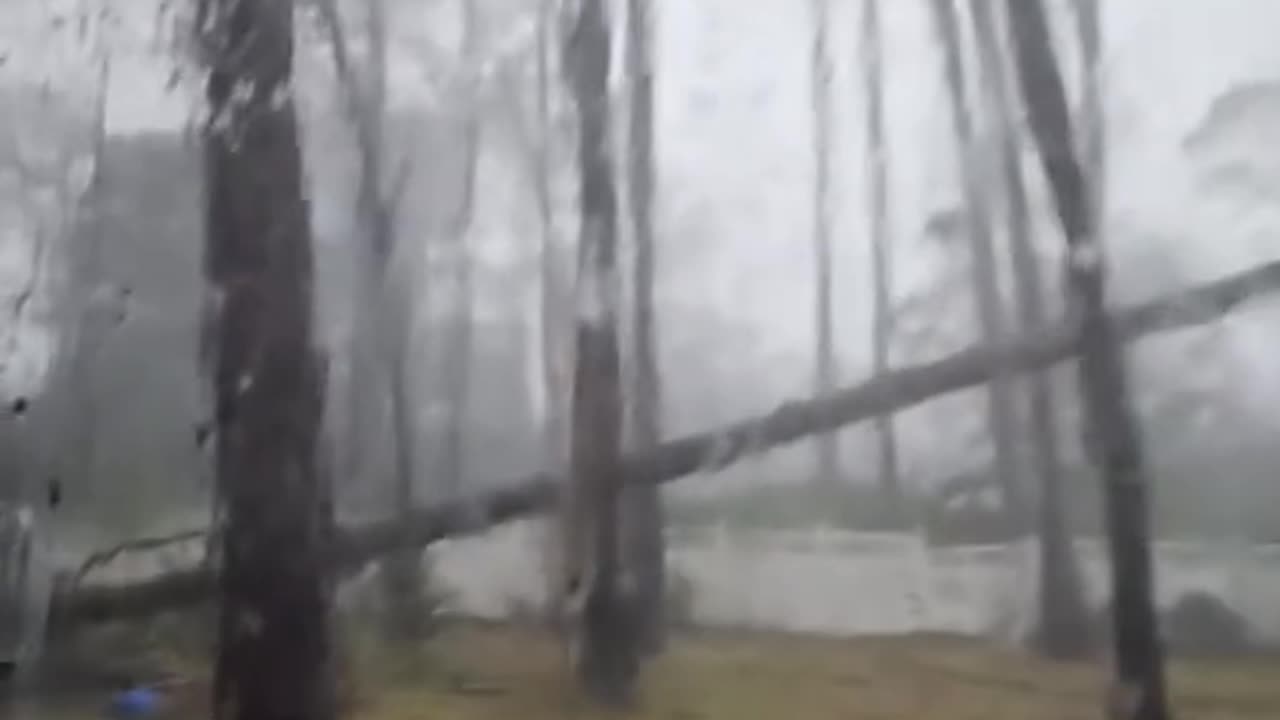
429,521,1280,643
70,519,1280,643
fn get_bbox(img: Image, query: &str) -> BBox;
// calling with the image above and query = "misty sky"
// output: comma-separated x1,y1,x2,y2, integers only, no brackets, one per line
2,0,1279,426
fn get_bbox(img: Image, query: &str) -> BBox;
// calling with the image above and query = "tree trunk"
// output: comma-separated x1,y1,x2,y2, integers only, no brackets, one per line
535,0,568,472
1074,0,1104,227
622,0,667,657
316,0,431,640
532,0,572,626
380,309,429,639
930,0,1026,528
50,258,1280,628
563,0,638,705
198,0,335,718
437,259,473,496
809,0,840,489
969,0,1090,659
1005,2,1168,718
437,0,482,498
861,0,904,522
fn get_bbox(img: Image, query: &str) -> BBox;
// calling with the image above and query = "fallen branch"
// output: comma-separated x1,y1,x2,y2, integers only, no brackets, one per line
70,528,208,588
52,260,1280,626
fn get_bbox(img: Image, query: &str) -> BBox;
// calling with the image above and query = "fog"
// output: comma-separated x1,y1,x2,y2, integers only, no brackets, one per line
1,0,1279,717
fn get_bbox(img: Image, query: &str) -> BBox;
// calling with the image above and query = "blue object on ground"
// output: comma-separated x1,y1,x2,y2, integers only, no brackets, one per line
107,687,160,718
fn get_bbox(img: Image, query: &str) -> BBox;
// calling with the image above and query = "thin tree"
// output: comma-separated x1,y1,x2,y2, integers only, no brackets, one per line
1005,2,1168,718
929,0,1026,528
562,0,637,704
531,0,573,626
861,0,904,521
316,0,429,638
535,0,569,484
1074,0,1104,229
969,0,1090,658
198,0,335,718
809,0,840,489
622,0,666,656
437,0,482,496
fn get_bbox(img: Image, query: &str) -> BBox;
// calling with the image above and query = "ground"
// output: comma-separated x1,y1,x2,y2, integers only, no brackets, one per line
345,623,1280,720
30,621,1280,719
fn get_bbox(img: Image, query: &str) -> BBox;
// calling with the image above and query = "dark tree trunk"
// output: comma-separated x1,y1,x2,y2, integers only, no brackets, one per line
860,0,904,522
51,258,1280,628
198,1,335,720
969,0,1091,660
1005,2,1168,718
563,0,638,705
623,0,666,658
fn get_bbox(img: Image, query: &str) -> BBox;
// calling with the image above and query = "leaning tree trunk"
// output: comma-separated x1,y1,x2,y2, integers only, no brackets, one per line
1006,2,1168,719
930,0,1027,529
51,257,1280,627
623,0,666,657
970,0,1090,659
808,0,840,489
199,0,335,719
861,0,904,522
563,0,638,705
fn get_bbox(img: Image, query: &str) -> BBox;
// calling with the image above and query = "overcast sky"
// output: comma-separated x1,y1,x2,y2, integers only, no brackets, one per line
2,0,1279,430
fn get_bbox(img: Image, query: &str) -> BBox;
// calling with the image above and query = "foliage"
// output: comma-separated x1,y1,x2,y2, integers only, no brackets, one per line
1164,592,1254,659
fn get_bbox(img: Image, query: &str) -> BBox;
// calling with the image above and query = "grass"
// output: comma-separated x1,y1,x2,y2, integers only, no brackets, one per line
35,620,1280,719
341,623,1280,720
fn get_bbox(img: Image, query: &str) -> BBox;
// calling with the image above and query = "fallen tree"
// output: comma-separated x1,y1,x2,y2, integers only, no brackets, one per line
51,259,1280,627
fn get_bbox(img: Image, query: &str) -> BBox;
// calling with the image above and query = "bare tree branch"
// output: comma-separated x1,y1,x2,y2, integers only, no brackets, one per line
71,528,208,588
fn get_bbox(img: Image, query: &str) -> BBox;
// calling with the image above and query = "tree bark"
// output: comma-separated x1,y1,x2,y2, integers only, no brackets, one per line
49,258,1280,630
623,0,666,657
969,0,1091,660
809,0,840,489
198,0,335,719
861,0,904,522
563,0,638,704
1005,2,1168,718
930,0,1027,528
